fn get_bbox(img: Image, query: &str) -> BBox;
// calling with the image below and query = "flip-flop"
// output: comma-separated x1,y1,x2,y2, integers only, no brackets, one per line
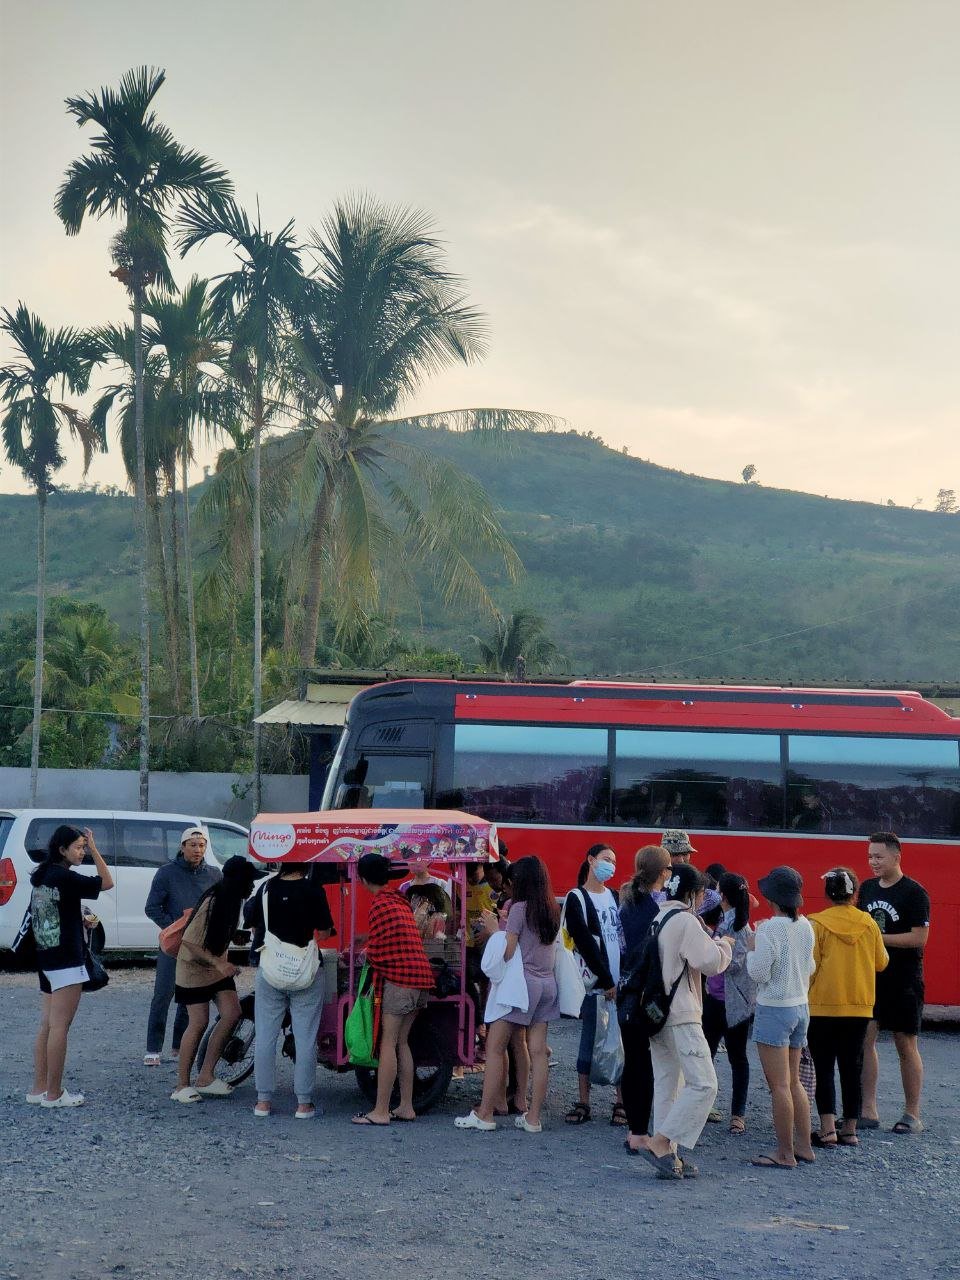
352,1113,390,1126
891,1114,923,1134
638,1148,682,1180
389,1111,416,1122
857,1117,880,1129
796,1154,816,1164
750,1154,796,1169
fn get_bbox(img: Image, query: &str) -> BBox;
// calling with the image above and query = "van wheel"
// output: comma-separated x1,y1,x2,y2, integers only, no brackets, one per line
196,992,256,1088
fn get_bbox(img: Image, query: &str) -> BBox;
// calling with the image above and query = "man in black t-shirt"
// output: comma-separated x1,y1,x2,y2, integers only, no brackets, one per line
857,831,930,1134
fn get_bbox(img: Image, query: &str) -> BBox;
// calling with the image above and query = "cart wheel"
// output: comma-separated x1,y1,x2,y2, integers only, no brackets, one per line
196,991,257,1088
353,1014,454,1114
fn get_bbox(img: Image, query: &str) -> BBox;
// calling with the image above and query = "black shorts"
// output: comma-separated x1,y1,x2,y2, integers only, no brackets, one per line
174,976,236,1006
874,980,924,1036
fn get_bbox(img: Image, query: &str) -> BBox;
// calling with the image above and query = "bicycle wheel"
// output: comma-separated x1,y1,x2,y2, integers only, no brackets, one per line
196,991,257,1088
353,1009,453,1114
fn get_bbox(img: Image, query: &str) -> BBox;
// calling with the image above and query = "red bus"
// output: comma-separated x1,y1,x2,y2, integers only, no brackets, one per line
321,679,960,1005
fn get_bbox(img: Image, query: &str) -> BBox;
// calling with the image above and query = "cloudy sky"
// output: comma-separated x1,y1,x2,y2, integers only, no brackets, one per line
1,0,958,505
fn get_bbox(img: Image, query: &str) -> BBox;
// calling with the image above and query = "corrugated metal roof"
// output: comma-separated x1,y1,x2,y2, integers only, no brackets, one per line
255,699,348,727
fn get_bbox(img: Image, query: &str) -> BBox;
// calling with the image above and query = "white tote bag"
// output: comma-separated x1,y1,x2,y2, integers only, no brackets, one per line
258,882,321,993
554,935,587,1017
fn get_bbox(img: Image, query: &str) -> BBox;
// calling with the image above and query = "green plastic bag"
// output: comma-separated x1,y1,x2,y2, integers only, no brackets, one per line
345,962,378,1067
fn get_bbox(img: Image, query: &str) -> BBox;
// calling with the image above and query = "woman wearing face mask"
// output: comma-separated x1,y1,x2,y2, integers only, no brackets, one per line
562,844,626,1126
638,864,734,1180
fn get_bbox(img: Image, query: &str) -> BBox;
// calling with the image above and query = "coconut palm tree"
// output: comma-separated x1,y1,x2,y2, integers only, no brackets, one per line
282,196,556,665
471,607,558,678
55,65,232,808
176,196,306,809
0,304,103,802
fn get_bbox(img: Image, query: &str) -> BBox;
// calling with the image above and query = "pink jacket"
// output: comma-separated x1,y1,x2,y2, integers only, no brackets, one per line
655,904,733,1027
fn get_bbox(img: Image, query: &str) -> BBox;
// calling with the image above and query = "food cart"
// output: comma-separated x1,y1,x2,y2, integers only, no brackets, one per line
201,809,498,1112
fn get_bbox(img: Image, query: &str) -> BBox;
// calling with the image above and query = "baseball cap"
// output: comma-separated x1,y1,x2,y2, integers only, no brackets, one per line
661,829,697,856
180,826,206,845
757,865,803,909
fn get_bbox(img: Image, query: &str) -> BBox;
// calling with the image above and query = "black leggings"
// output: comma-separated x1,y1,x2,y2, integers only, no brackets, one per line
702,994,751,1118
619,1020,654,1135
806,1016,870,1122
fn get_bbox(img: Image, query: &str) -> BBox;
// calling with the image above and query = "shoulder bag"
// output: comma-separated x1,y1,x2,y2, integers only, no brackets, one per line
258,881,321,992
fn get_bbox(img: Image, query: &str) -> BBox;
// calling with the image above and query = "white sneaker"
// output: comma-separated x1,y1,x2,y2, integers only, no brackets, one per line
454,1109,496,1131
25,1091,46,1105
143,1053,162,1067
41,1090,85,1108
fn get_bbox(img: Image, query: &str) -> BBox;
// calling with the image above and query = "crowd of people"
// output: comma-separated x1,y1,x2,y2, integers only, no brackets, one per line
23,820,931,1181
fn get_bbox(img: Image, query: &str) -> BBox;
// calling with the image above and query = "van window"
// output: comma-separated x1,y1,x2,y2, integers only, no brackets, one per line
114,819,189,868
207,824,251,866
24,818,114,864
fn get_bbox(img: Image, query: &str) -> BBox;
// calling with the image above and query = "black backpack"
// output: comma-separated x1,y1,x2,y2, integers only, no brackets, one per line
617,907,688,1035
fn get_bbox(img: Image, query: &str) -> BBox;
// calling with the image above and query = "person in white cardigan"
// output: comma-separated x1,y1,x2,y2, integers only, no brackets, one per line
746,865,817,1169
637,863,734,1181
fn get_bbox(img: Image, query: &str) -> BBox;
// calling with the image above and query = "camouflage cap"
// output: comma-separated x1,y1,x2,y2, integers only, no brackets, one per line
660,829,697,855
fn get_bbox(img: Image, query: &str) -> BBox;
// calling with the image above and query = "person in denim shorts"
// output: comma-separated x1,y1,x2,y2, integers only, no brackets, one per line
746,866,816,1169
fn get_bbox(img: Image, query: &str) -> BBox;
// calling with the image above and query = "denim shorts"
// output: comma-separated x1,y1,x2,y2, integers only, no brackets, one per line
752,1003,809,1049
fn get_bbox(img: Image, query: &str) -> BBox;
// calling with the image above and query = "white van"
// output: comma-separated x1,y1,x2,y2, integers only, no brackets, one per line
0,809,251,954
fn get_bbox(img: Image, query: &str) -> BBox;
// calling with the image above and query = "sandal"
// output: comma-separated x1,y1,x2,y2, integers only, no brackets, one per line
811,1130,837,1148
891,1114,923,1134
610,1103,628,1127
564,1102,592,1125
837,1133,859,1146
729,1116,746,1136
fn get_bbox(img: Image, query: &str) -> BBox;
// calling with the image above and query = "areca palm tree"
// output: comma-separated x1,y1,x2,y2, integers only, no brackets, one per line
0,304,103,801
177,196,306,808
283,196,556,665
55,65,232,808
90,324,183,709
144,277,236,717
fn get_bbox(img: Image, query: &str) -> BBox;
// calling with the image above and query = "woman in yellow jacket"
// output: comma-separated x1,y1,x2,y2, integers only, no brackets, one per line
808,867,888,1147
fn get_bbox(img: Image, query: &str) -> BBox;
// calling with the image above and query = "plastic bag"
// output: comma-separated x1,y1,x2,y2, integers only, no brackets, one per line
345,963,378,1067
589,995,624,1086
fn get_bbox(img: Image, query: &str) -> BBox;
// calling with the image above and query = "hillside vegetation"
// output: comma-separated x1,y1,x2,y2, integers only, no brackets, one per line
2,427,958,684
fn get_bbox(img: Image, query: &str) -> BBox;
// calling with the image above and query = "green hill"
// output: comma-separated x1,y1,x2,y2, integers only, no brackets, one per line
2,427,959,683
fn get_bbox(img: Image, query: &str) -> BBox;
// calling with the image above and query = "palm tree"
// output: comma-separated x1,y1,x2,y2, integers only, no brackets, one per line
471,608,558,678
90,324,184,710
177,196,306,810
144,277,236,717
55,65,232,808
283,196,556,665
0,304,103,802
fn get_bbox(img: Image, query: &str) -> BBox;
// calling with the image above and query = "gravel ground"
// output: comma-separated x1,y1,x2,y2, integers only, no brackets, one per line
2,963,958,1280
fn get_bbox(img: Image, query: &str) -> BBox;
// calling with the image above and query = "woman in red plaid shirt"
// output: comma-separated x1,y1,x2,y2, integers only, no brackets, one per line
352,853,435,1126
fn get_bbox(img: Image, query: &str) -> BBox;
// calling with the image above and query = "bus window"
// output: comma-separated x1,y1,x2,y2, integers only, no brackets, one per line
787,735,960,838
333,753,432,809
452,724,609,825
613,730,782,831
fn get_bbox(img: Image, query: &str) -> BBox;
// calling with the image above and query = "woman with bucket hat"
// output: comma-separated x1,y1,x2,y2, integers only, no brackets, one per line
746,866,816,1168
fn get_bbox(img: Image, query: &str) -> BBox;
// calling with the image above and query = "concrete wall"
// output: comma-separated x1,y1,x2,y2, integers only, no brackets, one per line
0,768,309,826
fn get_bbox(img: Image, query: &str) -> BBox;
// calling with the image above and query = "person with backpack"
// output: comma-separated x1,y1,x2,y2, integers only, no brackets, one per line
243,864,335,1119
746,865,817,1169
618,844,672,1153
562,844,627,1127
27,825,115,1108
629,863,734,1179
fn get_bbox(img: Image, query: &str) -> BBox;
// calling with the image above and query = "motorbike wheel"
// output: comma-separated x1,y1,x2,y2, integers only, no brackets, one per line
196,991,257,1088
353,1014,453,1114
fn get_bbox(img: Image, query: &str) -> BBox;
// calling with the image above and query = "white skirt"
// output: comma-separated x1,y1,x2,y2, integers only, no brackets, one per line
43,965,89,992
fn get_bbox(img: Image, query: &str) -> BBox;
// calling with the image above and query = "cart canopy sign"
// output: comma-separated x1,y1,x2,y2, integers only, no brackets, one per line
248,809,498,864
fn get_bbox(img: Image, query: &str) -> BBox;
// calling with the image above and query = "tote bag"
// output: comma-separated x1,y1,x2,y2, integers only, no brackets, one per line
554,936,587,1017
258,884,320,992
560,890,599,992
345,963,378,1067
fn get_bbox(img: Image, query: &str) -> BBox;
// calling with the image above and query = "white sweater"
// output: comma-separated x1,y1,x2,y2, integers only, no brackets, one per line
747,915,815,1007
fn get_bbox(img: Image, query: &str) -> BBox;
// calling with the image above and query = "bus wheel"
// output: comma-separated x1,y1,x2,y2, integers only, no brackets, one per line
353,1018,453,1114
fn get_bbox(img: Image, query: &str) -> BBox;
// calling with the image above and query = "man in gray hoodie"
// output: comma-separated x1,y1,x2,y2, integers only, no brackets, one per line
143,828,222,1065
